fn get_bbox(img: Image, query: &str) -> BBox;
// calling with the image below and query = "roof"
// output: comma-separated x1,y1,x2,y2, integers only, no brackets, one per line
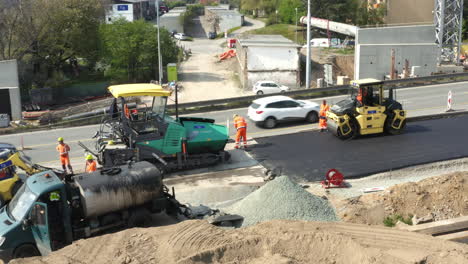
253,95,293,104
238,35,301,48
352,78,383,87
108,84,172,98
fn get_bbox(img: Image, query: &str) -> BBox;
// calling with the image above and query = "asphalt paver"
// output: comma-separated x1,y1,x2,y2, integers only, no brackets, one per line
248,115,468,182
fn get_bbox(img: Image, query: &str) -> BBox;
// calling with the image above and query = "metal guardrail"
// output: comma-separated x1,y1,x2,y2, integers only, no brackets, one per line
168,72,468,111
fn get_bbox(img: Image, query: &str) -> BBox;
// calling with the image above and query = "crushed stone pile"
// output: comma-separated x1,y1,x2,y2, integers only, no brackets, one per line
12,220,468,264
337,172,468,225
226,176,338,226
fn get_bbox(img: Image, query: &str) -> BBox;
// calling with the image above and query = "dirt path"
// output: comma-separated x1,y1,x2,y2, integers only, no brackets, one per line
12,220,468,264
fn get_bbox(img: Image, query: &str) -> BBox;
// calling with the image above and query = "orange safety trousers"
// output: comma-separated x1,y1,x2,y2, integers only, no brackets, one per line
60,155,70,166
235,127,247,148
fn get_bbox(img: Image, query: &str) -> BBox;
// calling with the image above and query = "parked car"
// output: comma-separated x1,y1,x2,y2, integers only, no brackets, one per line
247,96,320,128
208,32,217,39
174,33,189,40
253,81,289,95
170,30,177,37
303,38,341,48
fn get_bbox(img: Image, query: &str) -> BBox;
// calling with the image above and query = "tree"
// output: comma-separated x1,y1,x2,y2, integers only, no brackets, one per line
278,0,305,24
100,19,179,83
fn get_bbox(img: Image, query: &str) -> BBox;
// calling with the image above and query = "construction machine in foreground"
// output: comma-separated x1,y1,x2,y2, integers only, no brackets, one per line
326,79,406,139
88,84,230,171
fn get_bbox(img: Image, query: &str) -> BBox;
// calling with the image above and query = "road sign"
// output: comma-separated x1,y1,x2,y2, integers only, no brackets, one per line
447,90,452,112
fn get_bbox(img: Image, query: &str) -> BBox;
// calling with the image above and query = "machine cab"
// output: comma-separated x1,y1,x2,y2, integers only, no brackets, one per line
351,78,384,106
0,171,72,260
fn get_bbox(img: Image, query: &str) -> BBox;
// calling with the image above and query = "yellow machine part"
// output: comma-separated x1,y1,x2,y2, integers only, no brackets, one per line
0,173,19,202
326,112,354,137
390,110,406,129
355,105,386,135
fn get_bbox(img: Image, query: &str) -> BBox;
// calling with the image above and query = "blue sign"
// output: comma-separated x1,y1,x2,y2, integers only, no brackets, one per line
117,5,129,11
194,125,205,129
0,160,12,170
367,110,377,114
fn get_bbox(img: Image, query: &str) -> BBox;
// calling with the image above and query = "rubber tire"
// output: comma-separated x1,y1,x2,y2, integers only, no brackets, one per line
13,244,40,259
11,180,23,197
263,117,277,129
256,90,264,95
127,208,153,228
0,196,5,209
337,119,358,140
100,213,121,226
305,111,319,123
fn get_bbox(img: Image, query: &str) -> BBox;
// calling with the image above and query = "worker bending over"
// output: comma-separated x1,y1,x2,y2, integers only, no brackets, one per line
233,114,247,149
56,137,74,174
319,100,330,132
85,155,97,173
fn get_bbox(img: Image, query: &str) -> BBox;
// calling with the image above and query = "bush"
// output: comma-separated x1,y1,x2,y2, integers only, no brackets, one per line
383,214,413,227
167,1,185,9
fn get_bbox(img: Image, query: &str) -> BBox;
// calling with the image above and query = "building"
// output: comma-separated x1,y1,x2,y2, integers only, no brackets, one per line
236,35,301,90
159,7,186,34
206,8,243,34
105,0,154,23
354,25,437,80
0,60,22,121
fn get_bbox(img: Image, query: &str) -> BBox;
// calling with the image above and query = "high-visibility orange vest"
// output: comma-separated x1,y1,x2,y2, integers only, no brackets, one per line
56,144,70,157
124,104,130,119
85,160,97,173
319,104,330,117
234,116,247,130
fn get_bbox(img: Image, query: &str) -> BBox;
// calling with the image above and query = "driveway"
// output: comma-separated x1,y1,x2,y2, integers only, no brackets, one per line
175,16,265,103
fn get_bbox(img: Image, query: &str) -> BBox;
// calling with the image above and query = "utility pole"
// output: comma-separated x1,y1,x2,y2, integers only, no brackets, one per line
295,8,298,43
305,0,311,89
156,0,163,83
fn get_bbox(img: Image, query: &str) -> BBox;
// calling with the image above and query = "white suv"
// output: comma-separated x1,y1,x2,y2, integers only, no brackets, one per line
247,96,320,128
253,81,289,95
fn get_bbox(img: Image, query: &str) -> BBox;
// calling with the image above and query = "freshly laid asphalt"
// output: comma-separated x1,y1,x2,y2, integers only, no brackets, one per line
248,115,468,182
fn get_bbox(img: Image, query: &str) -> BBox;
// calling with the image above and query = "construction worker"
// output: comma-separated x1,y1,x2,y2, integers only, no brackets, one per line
319,100,330,132
85,155,97,173
233,114,247,149
56,137,73,174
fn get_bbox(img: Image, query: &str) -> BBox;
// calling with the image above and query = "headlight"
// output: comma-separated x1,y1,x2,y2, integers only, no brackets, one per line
0,236,6,246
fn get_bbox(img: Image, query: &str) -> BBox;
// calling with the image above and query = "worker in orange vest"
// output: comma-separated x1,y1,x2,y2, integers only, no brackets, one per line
85,155,97,173
319,100,330,132
233,114,247,149
56,137,74,174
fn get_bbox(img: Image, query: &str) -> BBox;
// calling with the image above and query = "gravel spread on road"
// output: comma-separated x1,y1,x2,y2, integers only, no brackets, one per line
226,176,338,226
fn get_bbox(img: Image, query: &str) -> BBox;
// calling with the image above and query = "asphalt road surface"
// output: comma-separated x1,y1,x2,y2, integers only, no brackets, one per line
1,82,468,165
248,115,468,182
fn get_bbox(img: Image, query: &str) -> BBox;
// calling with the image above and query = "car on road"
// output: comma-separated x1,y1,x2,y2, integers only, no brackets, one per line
247,96,320,128
208,32,217,39
253,81,289,95
174,33,189,40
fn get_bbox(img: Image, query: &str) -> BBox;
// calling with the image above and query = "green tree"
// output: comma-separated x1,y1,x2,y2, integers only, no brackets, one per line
100,19,178,83
278,0,305,24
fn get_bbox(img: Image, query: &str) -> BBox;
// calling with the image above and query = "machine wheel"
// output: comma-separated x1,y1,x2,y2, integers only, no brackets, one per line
256,90,264,95
11,180,23,197
13,244,40,259
336,119,358,140
263,117,277,129
305,111,319,123
127,208,153,228
100,213,121,226
385,118,406,135
0,196,5,209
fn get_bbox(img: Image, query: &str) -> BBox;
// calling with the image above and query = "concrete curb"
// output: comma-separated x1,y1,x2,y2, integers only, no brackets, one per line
407,110,468,122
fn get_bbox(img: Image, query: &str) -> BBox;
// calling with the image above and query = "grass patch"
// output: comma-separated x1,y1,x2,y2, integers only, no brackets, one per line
324,47,355,55
383,214,413,227
216,26,243,39
247,24,305,44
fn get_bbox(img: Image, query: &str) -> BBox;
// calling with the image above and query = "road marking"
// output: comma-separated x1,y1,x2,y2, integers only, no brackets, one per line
25,138,94,149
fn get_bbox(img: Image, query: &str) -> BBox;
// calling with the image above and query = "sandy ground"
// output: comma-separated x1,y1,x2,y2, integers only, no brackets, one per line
12,220,468,264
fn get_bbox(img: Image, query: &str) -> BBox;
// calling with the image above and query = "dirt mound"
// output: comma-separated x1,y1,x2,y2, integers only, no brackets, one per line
12,220,468,264
226,176,338,226
338,172,468,225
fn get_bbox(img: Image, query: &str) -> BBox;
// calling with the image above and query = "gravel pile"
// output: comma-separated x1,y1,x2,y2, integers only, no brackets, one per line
226,176,338,226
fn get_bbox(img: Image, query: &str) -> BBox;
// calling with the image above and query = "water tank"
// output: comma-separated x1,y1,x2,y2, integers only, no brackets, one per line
73,161,163,218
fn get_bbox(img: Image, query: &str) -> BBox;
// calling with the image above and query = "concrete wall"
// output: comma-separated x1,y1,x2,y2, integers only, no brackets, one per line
355,25,437,80
247,46,299,71
385,0,434,25
160,13,183,33
106,4,134,23
0,60,21,120
218,13,243,33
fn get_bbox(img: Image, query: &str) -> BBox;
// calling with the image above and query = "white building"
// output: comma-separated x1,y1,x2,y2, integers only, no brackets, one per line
236,35,301,90
105,0,152,23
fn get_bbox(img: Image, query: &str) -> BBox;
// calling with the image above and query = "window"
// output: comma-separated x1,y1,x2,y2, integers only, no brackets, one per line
266,101,288,108
283,101,299,108
250,103,261,109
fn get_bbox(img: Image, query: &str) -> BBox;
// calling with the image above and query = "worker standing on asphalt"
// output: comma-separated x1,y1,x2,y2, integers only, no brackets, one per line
56,137,74,174
85,155,97,173
233,114,247,149
319,100,330,132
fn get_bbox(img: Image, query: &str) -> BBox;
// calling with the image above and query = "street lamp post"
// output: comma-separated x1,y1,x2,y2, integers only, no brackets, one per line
305,0,311,89
295,7,298,43
156,0,162,84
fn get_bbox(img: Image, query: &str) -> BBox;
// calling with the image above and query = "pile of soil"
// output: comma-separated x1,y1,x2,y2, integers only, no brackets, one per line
12,220,468,264
337,172,468,225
